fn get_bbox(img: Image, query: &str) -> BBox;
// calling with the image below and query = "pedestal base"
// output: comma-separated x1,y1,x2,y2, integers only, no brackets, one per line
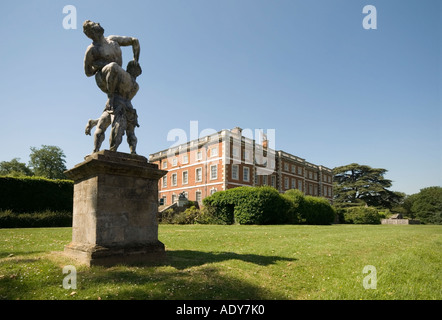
63,150,167,267
64,241,165,267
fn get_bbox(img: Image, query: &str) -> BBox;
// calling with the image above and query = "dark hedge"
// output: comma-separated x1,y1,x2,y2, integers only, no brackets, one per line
0,176,73,213
203,186,335,225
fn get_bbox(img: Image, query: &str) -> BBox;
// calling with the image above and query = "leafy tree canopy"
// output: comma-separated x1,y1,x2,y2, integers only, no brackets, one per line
0,158,33,177
28,145,67,180
410,186,442,224
333,163,402,209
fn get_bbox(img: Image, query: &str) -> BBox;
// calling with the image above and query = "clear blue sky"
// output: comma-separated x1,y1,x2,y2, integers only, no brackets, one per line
0,0,440,195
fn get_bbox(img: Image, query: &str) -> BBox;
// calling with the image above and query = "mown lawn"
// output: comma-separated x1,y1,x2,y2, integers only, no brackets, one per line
0,224,440,300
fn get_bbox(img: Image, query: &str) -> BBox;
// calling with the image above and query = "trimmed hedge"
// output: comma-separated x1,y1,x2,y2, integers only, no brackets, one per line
282,189,304,224
0,210,72,228
203,186,335,225
301,196,336,225
203,186,290,225
233,186,290,225
201,189,236,224
0,176,73,213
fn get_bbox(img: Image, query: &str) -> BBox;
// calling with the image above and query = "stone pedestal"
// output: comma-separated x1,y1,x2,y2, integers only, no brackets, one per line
63,150,167,266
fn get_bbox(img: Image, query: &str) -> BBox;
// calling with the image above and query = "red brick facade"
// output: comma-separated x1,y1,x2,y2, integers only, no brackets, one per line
149,128,333,206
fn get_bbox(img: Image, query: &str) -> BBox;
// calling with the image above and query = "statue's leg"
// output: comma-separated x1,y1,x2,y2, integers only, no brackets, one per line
93,112,111,152
109,105,127,152
126,124,137,154
103,63,122,93
102,62,127,110
85,119,99,135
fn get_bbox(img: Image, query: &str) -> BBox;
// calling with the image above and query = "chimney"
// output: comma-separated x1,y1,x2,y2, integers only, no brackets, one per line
262,132,268,149
231,127,242,135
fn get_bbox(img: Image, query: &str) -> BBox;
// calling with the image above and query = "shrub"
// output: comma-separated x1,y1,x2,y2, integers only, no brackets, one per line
282,189,304,224
172,206,200,224
203,186,291,225
158,205,205,225
334,207,346,224
203,186,336,225
300,196,336,225
344,206,381,224
158,208,175,224
202,190,236,224
0,210,72,228
195,206,231,225
234,186,290,225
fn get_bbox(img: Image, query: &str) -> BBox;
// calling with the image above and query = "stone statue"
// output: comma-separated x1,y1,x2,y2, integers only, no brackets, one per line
82,20,141,154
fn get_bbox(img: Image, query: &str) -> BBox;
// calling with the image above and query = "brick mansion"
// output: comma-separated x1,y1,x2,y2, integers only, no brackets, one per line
149,127,333,206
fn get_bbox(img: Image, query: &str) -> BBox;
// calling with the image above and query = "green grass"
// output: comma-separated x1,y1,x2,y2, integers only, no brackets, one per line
0,224,440,300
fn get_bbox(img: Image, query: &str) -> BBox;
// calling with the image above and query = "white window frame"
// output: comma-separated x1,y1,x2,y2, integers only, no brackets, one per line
171,173,177,186
195,167,202,182
162,175,167,188
182,154,189,164
182,170,188,185
210,165,217,180
211,147,218,157
263,175,268,185
232,164,239,180
243,167,250,182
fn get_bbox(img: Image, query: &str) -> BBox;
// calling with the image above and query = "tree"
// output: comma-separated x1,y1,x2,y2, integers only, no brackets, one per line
0,158,33,177
401,193,419,219
410,186,442,224
28,145,67,180
333,163,402,209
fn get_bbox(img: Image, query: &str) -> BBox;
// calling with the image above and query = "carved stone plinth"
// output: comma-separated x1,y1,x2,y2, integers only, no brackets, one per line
63,150,167,266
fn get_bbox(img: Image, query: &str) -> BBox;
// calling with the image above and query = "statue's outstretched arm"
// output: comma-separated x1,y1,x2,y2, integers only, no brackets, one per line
108,35,140,62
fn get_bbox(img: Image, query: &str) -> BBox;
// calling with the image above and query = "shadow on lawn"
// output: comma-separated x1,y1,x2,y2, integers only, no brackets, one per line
88,266,281,300
164,250,296,270
81,250,296,300
0,250,296,300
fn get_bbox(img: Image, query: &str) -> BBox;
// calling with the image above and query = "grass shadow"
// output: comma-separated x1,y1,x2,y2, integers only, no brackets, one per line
0,249,296,299
75,250,297,299
85,266,280,299
163,250,296,270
